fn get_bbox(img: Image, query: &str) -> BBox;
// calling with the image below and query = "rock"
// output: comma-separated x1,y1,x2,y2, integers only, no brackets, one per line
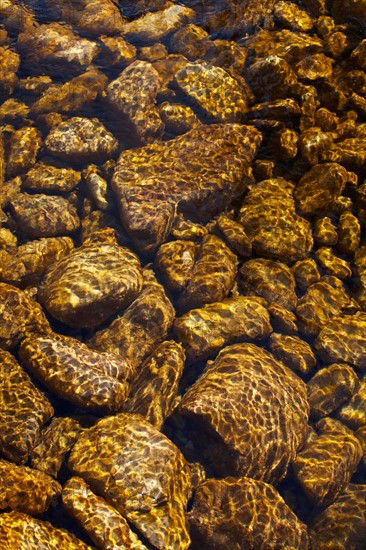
309,484,366,549
38,231,142,329
45,117,118,163
331,0,366,34
239,258,297,310
171,214,207,241
307,363,360,419
19,333,131,414
315,247,353,279
274,1,314,32
269,333,316,374
0,283,51,350
355,426,366,467
239,179,313,263
322,138,366,170
293,430,363,506
174,296,271,362
68,413,192,549
295,53,333,80
0,459,61,516
351,39,366,71
176,235,238,312
292,258,321,290
295,163,350,215
338,377,366,430
139,43,168,62
188,476,309,550
315,312,366,369
247,98,301,121
17,23,99,76
6,127,42,178
83,165,111,211
212,214,252,258
0,46,19,96
313,216,338,246
121,3,194,44
0,511,93,549
0,99,30,122
23,163,81,194
267,302,299,334
97,35,136,69
267,128,299,160
111,123,261,255
9,193,80,239
175,343,309,484
0,236,74,288
295,276,359,336
0,0,37,34
155,239,198,293
106,60,164,145
174,61,249,122
31,417,84,478
0,350,53,465
246,56,297,101
91,268,175,372
337,211,360,256
298,127,333,165
62,477,148,550
122,340,185,429
158,102,200,135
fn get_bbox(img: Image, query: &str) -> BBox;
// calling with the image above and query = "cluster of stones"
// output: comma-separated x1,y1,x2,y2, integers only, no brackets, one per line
0,0,365,548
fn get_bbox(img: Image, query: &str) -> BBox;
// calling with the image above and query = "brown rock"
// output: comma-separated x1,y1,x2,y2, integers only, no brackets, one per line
98,35,136,69
39,232,142,328
313,216,338,246
355,426,366,467
213,213,252,258
315,247,353,279
169,24,209,59
6,127,42,179
0,350,53,465
171,214,208,241
295,53,333,80
292,258,321,290
298,127,333,165
309,484,366,549
23,163,81,194
269,333,316,374
273,1,314,32
293,431,362,507
267,128,298,160
155,239,198,293
267,302,299,334
322,138,366,170
351,39,366,71
239,258,297,310
176,343,309,483
307,363,360,419
331,0,366,33
62,477,148,550
174,296,271,362
338,377,366,430
315,312,366,369
0,47,19,96
68,413,192,549
337,210,361,255
246,55,297,101
0,459,61,515
158,102,200,135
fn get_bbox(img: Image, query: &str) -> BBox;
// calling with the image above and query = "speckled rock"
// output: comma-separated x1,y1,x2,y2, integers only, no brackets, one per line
295,162,350,215
169,23,209,59
269,333,316,374
315,312,366,369
239,179,313,263
211,213,252,258
309,483,366,550
45,117,118,163
0,459,61,515
45,0,126,37
0,46,19,96
68,413,192,550
6,127,42,179
19,333,132,414
175,343,309,483
246,55,297,101
267,303,299,335
97,35,136,69
175,61,248,122
121,3,194,44
111,123,261,254
273,1,314,32
17,23,99,76
338,377,366,430
292,258,321,290
337,210,361,255
0,236,74,288
158,102,200,135
91,268,175,372
267,128,299,160
295,276,359,336
315,247,352,279
0,283,51,350
62,477,148,550
0,350,53,465
174,296,271,362
322,138,366,170
176,235,237,312
293,430,362,506
170,214,208,241
23,163,81,194
9,194,80,239
107,60,164,144
313,216,338,246
0,511,93,549
307,363,360,419
188,476,309,550
38,231,142,328
122,340,185,429
295,53,333,80
239,258,297,311
155,239,197,293
83,164,111,211
31,417,83,478
298,127,333,165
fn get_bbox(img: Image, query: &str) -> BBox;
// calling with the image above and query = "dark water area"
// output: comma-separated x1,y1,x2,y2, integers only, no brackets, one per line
1,1,366,549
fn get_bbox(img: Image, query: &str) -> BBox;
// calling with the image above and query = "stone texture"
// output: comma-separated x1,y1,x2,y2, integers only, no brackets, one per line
111,123,261,254
9,193,80,239
19,333,131,414
174,296,271,362
155,239,198,293
175,61,248,122
68,413,192,550
315,247,352,279
315,312,366,369
307,363,360,419
189,476,309,550
159,102,200,135
38,230,142,329
246,56,297,101
337,211,361,255
239,179,313,263
62,477,148,550
267,303,298,334
176,343,309,484
0,459,61,515
23,163,81,194
322,138,366,170
6,127,42,179
295,53,333,80
269,333,316,374
293,429,362,506
338,378,366,430
45,117,118,163
0,46,19,96
212,213,252,258
0,350,53,465
313,216,338,246
239,258,297,310
292,258,321,290
97,35,136,69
